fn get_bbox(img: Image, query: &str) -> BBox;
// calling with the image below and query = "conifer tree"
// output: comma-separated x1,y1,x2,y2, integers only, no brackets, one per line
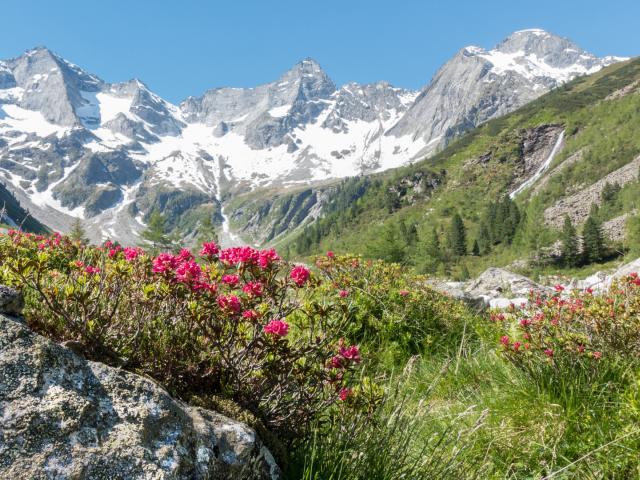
414,227,441,274
400,220,419,247
141,211,173,251
471,239,480,256
560,215,579,267
478,222,492,255
196,215,219,246
582,214,605,264
367,222,405,263
448,213,467,257
69,218,88,244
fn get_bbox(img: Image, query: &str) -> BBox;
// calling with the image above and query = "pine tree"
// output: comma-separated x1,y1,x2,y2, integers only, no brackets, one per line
399,220,418,246
471,239,480,256
560,215,579,267
425,227,441,259
196,215,219,246
69,218,88,244
601,182,621,204
141,211,173,251
367,222,406,263
582,214,605,264
478,222,492,255
415,227,441,274
448,213,467,256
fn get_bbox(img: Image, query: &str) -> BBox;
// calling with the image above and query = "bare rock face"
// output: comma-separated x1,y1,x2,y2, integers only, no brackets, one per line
0,313,281,479
463,267,553,309
0,285,23,316
544,155,640,228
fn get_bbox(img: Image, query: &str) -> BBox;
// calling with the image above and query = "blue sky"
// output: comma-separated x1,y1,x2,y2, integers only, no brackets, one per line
1,0,637,102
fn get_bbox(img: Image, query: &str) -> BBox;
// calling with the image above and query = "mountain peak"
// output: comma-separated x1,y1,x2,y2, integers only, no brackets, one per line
495,28,581,57
285,57,327,78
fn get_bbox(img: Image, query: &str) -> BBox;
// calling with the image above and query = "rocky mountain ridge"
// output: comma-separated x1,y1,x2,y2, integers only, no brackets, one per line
0,31,624,244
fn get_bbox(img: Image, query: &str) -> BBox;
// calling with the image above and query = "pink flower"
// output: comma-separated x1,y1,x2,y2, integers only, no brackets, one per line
193,282,217,294
175,260,202,283
177,248,194,262
329,356,344,369
290,265,310,287
500,335,510,346
544,348,554,358
339,345,361,364
222,274,240,287
242,281,263,297
218,295,242,313
339,289,349,298
74,260,85,269
577,345,585,353
108,248,118,258
339,387,353,401
512,341,522,352
242,310,259,320
593,351,602,360
519,318,532,328
217,294,241,314
153,253,178,274
200,242,220,258
554,284,565,292
220,246,260,266
327,251,335,258
85,266,100,275
258,249,280,269
263,319,289,337
123,247,142,261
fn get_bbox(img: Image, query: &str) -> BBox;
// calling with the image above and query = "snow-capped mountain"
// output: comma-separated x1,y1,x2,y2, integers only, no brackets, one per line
387,29,625,155
0,30,625,244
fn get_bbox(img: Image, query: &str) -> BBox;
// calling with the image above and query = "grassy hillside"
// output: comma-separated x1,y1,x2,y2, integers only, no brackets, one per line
280,58,640,278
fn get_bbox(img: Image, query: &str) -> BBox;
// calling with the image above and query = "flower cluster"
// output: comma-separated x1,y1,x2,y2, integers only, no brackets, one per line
0,231,363,439
490,275,640,373
290,265,311,287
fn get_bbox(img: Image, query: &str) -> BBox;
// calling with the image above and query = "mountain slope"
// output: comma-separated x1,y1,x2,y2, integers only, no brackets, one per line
0,31,624,244
274,58,640,275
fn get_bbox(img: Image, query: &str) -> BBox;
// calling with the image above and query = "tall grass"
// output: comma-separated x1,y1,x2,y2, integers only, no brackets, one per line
289,360,489,480
290,333,640,479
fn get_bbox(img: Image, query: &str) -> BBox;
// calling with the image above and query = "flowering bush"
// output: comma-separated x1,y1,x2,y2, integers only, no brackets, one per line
489,275,640,404
0,231,363,439
315,252,471,359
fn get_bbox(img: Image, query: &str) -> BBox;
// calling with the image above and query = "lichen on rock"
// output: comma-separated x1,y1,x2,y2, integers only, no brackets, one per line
0,312,281,479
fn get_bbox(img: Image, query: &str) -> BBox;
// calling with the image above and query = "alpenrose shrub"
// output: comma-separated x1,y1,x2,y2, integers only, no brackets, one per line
0,231,365,439
489,276,640,402
315,252,471,358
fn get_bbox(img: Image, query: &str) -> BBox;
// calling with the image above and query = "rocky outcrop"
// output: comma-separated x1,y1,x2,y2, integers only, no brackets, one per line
602,212,636,242
605,79,640,101
0,297,281,479
429,268,552,309
544,155,640,228
0,285,24,317
463,268,553,308
510,125,564,195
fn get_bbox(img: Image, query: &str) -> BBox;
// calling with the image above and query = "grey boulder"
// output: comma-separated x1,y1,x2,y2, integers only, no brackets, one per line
0,313,281,479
